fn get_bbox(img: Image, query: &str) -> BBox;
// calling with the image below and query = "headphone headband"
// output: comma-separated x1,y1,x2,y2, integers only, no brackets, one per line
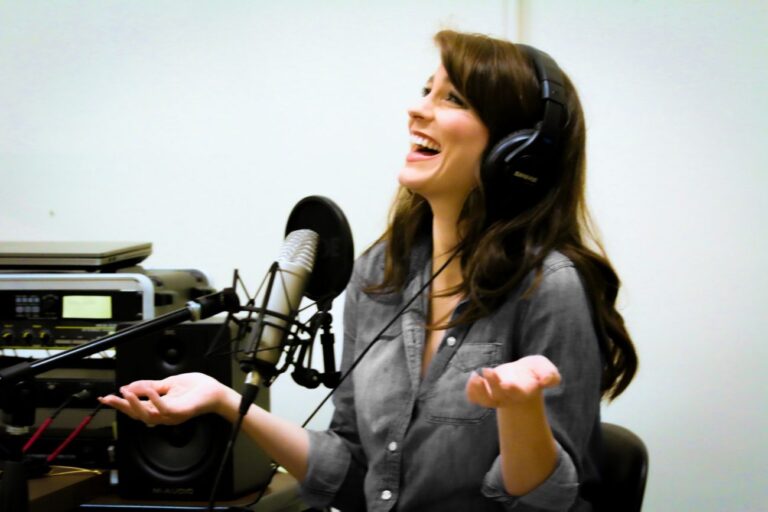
515,44,567,149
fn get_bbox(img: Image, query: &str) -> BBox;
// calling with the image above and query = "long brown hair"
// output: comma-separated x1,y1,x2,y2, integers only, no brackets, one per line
370,30,636,400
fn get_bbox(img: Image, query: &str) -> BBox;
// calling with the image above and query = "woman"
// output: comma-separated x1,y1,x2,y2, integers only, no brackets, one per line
100,30,637,511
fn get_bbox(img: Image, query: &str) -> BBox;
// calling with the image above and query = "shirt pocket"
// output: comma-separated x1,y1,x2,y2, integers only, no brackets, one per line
424,341,503,425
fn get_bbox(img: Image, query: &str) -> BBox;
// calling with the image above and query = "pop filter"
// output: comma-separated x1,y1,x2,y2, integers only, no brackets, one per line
284,196,354,303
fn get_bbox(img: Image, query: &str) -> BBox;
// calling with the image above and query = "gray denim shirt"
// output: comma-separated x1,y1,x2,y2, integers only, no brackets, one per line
300,241,602,511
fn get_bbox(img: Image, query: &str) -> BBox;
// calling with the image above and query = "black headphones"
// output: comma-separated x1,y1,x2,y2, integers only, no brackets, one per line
483,44,567,191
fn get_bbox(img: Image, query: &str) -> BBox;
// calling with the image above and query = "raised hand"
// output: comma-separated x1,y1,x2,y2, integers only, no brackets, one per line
98,372,229,426
465,355,561,409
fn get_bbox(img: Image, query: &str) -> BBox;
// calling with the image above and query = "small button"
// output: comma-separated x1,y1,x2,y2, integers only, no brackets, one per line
446,336,457,347
388,441,398,452
381,490,392,501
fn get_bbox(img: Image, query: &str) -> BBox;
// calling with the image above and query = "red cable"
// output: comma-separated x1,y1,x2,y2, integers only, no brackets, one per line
21,390,88,453
22,417,53,453
21,390,108,463
46,404,104,463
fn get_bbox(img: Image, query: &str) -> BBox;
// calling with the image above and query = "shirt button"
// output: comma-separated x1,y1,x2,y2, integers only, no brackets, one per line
388,441,398,452
446,336,457,347
381,490,393,501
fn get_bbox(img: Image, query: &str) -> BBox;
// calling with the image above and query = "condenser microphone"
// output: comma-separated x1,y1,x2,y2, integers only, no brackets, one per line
241,228,319,389
236,195,353,415
209,196,353,509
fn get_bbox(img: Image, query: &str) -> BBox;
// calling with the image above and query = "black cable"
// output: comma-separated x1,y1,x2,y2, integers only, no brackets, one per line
298,249,457,429
206,408,248,511
241,250,458,509
205,250,456,510
202,268,280,510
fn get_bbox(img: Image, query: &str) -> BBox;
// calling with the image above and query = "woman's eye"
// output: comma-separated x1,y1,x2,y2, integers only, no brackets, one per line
420,86,466,107
447,92,466,107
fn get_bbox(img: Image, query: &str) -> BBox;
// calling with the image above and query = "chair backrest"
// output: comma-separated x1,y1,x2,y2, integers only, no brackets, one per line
593,422,649,512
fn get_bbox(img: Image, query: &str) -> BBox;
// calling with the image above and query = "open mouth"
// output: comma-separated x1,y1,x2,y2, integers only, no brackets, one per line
410,134,442,156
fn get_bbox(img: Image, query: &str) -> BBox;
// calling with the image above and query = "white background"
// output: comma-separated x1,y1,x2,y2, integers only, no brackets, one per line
1,1,766,510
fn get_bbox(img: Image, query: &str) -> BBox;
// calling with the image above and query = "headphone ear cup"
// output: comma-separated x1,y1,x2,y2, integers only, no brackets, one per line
482,129,547,217
483,129,536,183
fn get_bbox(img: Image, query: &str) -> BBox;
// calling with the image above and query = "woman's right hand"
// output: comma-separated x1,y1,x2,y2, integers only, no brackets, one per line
101,371,311,481
98,372,233,426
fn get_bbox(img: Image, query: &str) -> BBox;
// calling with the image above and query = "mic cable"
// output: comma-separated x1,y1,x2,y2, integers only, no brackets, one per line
46,400,108,464
207,230,318,511
22,389,92,454
241,249,459,509
298,249,458,427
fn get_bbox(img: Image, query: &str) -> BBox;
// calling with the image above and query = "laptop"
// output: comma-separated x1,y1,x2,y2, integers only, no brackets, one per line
0,241,152,271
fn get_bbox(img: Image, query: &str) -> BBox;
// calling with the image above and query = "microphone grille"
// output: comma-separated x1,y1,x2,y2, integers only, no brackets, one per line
278,229,319,271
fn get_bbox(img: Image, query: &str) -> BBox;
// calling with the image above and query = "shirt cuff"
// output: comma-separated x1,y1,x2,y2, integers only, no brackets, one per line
481,443,579,511
298,429,352,508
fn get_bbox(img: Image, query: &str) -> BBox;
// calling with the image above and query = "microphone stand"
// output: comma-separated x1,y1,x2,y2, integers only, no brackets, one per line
0,379,36,512
317,300,341,389
0,289,240,512
290,300,340,390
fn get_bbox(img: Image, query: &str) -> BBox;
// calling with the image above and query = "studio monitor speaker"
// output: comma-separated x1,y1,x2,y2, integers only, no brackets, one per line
115,320,272,501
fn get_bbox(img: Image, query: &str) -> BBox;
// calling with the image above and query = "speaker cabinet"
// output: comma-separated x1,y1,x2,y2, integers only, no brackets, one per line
115,320,272,501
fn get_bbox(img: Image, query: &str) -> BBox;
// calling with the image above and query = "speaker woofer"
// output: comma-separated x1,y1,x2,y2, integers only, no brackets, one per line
115,320,272,500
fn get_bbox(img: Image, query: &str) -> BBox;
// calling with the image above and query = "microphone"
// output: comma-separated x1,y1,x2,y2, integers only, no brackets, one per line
241,229,319,389
240,229,319,386
240,195,354,381
206,196,354,508
284,195,355,305
236,196,354,414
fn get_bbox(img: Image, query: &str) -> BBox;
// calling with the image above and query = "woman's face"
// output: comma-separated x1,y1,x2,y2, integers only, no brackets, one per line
398,64,489,212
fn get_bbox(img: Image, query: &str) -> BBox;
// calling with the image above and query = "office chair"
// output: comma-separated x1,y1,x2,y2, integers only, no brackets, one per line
591,422,649,512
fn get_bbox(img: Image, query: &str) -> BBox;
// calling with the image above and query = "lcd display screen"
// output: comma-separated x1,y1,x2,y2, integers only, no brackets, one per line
62,295,112,319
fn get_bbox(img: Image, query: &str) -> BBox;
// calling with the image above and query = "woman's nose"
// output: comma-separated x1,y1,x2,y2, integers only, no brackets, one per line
407,95,433,120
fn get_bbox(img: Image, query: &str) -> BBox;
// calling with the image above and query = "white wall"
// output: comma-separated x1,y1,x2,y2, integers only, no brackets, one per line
522,1,768,510
1,1,766,510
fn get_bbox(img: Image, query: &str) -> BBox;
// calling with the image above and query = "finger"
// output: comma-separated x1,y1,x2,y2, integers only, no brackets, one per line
98,393,128,406
535,368,561,388
466,370,489,397
478,368,502,403
520,355,560,387
145,386,170,416
481,367,505,395
153,377,177,396
123,389,157,423
120,380,163,398
466,371,497,408
99,395,141,420
97,395,130,411
468,368,487,386
97,395,119,406
484,365,540,398
525,356,562,388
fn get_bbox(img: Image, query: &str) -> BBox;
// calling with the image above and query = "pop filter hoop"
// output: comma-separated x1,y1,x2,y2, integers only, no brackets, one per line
284,196,354,304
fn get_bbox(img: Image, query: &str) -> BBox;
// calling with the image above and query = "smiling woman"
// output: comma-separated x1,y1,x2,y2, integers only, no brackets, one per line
100,29,637,512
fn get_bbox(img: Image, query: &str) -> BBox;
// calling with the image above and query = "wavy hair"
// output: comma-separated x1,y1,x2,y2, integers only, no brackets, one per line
369,30,637,400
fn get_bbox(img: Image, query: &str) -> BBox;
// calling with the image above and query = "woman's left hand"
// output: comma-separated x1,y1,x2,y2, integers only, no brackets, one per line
465,355,561,409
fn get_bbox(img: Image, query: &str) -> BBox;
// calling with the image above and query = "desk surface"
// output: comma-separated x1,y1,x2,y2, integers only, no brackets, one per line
27,470,304,512
28,468,110,512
